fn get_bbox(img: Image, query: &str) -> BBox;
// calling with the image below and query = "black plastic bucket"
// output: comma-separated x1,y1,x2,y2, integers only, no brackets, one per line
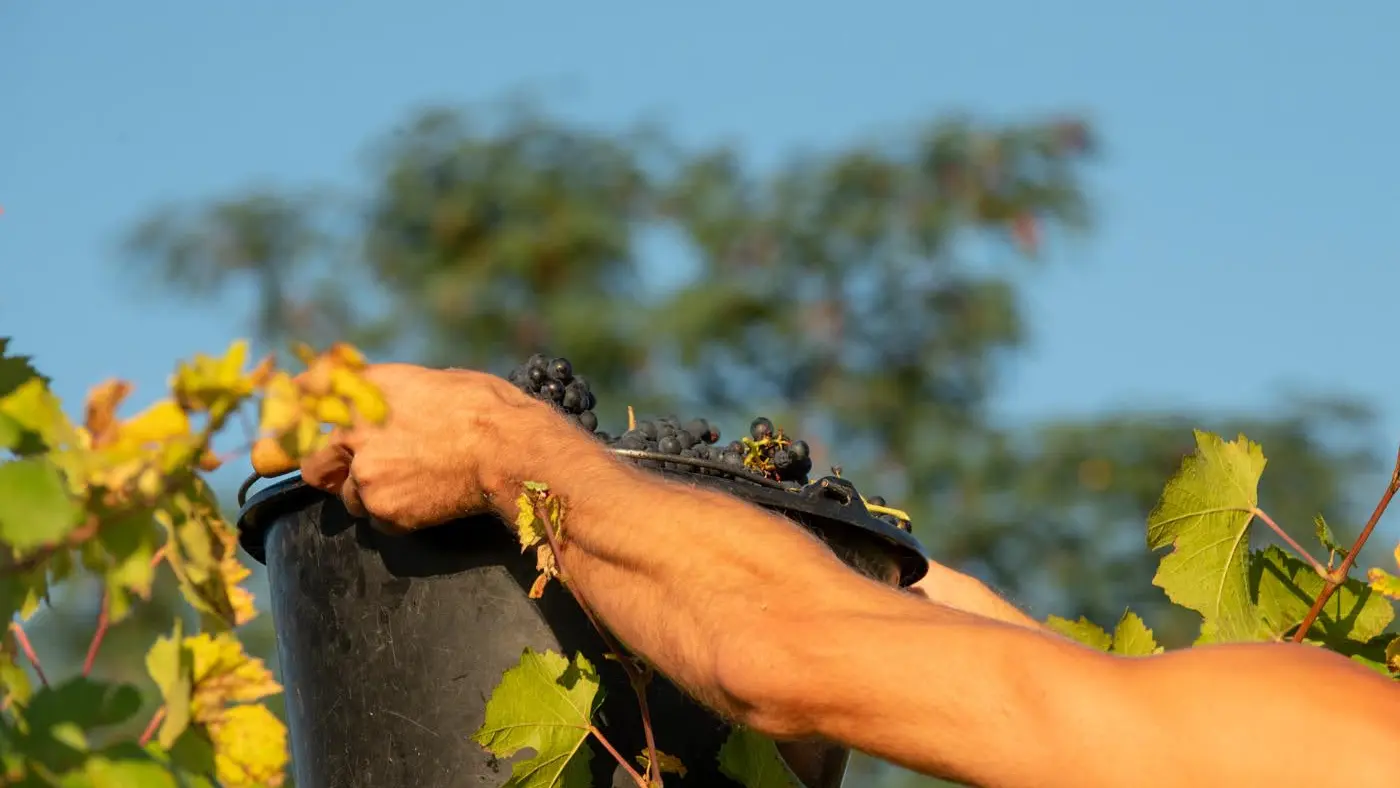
236,466,927,788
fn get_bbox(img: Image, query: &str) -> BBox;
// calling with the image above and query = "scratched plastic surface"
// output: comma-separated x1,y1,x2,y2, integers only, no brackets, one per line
239,477,905,788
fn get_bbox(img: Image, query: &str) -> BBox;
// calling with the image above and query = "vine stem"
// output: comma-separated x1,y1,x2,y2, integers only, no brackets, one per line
82,592,110,677
588,724,648,786
137,706,166,747
83,525,169,678
533,495,662,788
7,622,47,688
1291,444,1400,643
1252,508,1326,575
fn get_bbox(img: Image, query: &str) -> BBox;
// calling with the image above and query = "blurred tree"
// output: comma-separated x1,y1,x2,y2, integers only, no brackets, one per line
96,98,1381,787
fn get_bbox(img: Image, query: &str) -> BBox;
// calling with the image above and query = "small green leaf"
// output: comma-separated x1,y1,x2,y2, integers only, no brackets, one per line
1313,514,1344,558
1146,431,1266,643
1386,638,1400,674
470,649,597,788
717,727,801,788
145,620,194,749
0,458,83,550
1043,615,1112,651
1109,610,1163,656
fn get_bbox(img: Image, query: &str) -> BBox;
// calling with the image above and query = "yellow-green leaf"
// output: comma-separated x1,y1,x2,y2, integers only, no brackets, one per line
471,649,598,788
1109,610,1163,656
146,620,194,749
1044,615,1112,651
1146,431,1266,643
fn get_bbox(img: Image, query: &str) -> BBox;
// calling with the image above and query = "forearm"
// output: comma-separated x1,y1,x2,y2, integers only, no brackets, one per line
493,437,885,716
490,429,1118,784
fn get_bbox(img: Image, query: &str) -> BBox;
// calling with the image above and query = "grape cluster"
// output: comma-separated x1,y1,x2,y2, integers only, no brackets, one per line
507,355,600,434
602,414,813,484
503,353,908,530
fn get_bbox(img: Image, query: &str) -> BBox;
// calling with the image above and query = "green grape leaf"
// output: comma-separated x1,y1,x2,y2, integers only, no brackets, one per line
146,620,195,749
717,727,801,788
1146,431,1266,643
17,678,143,773
1253,546,1395,644
0,457,84,551
471,649,598,788
1109,610,1163,656
1043,616,1111,651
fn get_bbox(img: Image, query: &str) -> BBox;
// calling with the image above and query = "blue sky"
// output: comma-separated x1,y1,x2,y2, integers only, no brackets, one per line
5,1,1400,549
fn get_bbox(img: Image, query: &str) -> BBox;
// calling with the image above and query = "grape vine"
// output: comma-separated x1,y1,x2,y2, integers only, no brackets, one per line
1,338,1397,788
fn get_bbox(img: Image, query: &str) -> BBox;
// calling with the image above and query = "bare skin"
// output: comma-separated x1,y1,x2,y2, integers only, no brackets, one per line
300,363,1400,788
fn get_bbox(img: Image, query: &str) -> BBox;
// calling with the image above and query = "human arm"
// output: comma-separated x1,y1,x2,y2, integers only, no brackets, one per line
301,365,1400,788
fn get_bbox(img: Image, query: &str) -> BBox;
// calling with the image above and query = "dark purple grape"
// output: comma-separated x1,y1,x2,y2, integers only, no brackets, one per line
578,411,598,432
638,420,658,440
528,367,547,386
548,357,573,382
561,387,585,412
658,435,682,455
675,430,697,449
750,417,774,441
789,440,810,462
541,380,564,402
773,449,793,470
867,495,886,507
526,353,549,372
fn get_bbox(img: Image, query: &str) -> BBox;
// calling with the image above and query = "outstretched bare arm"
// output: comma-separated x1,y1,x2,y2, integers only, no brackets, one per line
494,413,1400,788
301,366,1400,788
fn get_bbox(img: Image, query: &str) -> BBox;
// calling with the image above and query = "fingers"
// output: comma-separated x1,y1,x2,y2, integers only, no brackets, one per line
340,471,370,519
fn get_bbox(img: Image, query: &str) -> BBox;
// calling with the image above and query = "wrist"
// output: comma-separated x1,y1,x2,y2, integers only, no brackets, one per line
477,400,615,519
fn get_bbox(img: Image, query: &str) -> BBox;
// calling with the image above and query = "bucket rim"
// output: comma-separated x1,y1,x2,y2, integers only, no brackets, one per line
235,471,930,586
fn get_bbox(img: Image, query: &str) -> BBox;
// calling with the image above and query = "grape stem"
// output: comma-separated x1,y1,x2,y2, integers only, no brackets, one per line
6,622,47,688
1290,444,1400,643
137,706,166,747
531,492,663,787
82,592,110,677
1251,508,1326,576
588,724,648,786
80,548,167,679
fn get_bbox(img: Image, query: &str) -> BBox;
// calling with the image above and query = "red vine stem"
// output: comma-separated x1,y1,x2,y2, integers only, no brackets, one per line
82,535,169,678
533,494,661,788
137,706,166,747
1291,445,1400,643
1252,508,1326,575
82,592,110,677
7,622,47,688
588,724,647,786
